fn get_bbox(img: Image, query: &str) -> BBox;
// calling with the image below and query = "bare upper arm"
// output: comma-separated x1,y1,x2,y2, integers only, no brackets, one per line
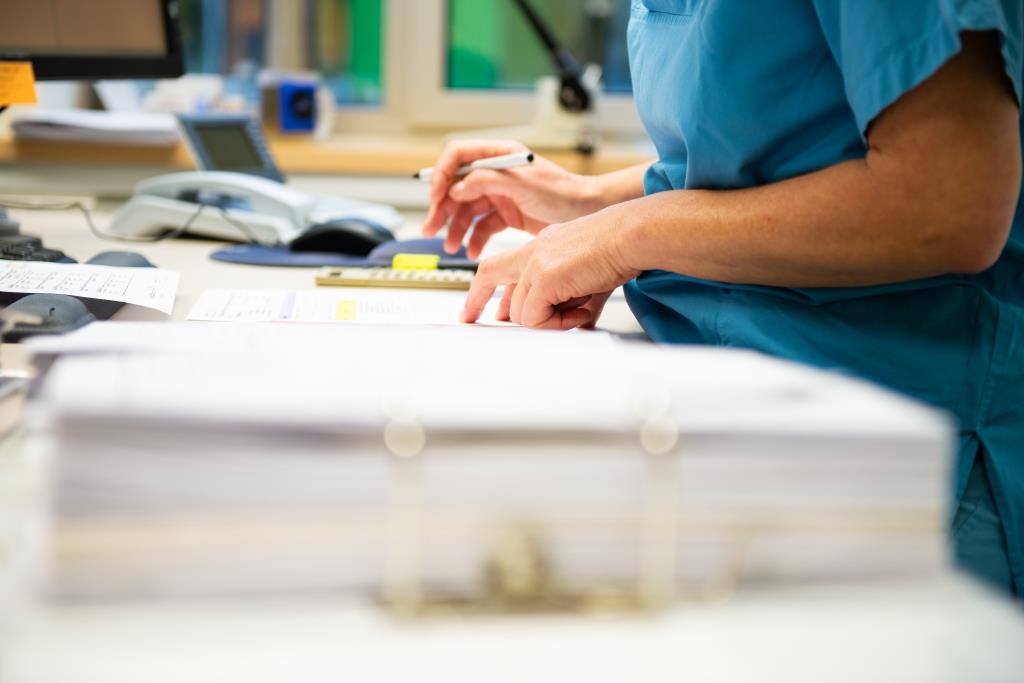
864,31,1021,273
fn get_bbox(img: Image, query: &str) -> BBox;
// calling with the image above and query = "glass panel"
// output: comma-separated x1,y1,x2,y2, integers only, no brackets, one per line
306,0,384,106
175,0,383,107
178,0,266,77
447,0,632,94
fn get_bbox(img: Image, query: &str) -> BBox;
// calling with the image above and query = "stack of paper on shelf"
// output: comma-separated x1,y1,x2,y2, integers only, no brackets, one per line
10,109,180,146
25,322,954,601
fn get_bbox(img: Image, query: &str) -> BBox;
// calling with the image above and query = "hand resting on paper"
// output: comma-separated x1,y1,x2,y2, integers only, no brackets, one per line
421,140,650,328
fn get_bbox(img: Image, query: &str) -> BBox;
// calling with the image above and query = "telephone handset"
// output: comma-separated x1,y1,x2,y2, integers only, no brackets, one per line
107,114,401,246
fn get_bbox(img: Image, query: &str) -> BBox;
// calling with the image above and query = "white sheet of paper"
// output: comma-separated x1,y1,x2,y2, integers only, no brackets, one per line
26,320,599,356
32,321,948,440
0,261,179,314
187,288,507,326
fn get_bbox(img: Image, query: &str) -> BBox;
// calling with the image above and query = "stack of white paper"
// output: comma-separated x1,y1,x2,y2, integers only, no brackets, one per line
11,109,180,146
27,323,954,601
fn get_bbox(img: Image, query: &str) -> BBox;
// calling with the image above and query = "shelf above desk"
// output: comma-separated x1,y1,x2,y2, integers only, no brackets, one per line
0,132,654,177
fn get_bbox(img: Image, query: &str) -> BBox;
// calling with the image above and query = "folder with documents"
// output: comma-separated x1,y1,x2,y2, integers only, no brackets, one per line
25,323,954,608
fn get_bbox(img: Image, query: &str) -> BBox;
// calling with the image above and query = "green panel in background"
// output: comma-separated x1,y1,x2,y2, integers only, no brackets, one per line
448,0,632,93
446,0,502,88
312,0,383,105
172,0,627,108
348,0,383,94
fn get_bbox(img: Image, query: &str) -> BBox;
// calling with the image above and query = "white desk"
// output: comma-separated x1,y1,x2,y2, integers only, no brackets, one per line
1,203,1023,682
4,577,1024,683
0,204,645,332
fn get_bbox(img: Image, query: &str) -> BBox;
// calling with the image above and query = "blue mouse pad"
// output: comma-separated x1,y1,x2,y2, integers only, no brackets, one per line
210,238,474,268
210,245,374,267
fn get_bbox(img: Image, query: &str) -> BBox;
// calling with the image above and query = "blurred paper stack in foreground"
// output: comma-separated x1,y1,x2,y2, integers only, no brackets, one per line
25,323,954,609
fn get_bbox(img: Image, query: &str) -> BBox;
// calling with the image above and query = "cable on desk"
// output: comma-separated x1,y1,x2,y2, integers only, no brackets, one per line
213,206,264,245
0,199,267,245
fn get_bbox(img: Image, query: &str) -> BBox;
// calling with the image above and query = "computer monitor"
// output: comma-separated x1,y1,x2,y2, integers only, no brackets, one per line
0,0,184,81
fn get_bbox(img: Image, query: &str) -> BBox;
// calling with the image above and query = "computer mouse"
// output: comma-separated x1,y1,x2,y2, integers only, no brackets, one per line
290,218,396,256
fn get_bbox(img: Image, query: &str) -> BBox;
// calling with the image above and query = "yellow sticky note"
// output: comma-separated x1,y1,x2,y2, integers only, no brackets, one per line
392,253,440,271
0,62,38,106
335,299,357,321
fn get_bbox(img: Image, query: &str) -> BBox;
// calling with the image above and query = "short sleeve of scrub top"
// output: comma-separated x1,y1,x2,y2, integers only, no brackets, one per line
624,0,1024,593
810,0,1023,135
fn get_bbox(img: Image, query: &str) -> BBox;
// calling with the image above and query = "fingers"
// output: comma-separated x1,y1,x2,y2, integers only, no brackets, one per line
443,204,474,253
522,286,594,330
440,170,522,251
496,284,515,321
557,295,592,311
429,140,529,205
489,194,525,232
510,280,531,324
580,290,613,329
460,251,522,324
534,307,594,331
467,211,507,259
469,267,593,331
460,235,598,331
445,198,492,253
449,169,516,204
423,196,456,237
423,143,535,241
521,281,554,328
424,167,520,244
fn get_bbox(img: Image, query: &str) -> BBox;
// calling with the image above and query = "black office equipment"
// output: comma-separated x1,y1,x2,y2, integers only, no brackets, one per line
290,218,395,256
0,0,185,245
178,114,286,183
0,0,184,81
510,0,593,115
0,235,74,263
108,113,403,246
456,0,601,155
0,209,19,236
1,252,157,342
0,0,185,343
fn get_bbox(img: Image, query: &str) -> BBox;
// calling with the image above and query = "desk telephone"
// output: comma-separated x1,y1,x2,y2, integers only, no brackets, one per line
107,114,402,247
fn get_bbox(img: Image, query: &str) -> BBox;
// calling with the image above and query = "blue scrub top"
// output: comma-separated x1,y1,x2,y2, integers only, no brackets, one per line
624,0,1024,590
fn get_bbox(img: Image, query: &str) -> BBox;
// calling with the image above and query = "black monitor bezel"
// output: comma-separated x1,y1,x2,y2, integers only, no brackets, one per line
0,0,184,81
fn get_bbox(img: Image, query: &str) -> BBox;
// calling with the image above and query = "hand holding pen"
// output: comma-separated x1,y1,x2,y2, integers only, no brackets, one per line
414,151,535,183
420,140,607,258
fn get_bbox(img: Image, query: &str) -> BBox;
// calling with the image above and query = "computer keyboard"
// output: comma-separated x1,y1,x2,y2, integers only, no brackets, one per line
0,235,74,263
0,250,156,342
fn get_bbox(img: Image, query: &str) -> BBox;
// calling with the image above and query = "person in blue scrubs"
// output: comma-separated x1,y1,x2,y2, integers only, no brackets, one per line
423,1,1023,596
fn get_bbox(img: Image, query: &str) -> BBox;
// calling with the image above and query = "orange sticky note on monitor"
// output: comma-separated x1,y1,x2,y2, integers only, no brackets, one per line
0,62,38,106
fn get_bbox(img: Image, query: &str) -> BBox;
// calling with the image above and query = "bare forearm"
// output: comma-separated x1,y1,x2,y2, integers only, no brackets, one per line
582,163,649,213
623,150,1015,288
621,32,1020,288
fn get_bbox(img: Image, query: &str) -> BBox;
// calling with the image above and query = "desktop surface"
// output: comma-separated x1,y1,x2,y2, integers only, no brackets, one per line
4,575,1023,683
0,202,641,374
2,199,1022,683
0,203,644,332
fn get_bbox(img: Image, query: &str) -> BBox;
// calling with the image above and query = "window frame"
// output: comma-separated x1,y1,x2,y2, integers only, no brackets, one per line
263,0,642,135
263,0,407,133
402,0,642,134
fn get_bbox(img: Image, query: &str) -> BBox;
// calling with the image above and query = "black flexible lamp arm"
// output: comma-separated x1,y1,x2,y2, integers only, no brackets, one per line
510,0,592,113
